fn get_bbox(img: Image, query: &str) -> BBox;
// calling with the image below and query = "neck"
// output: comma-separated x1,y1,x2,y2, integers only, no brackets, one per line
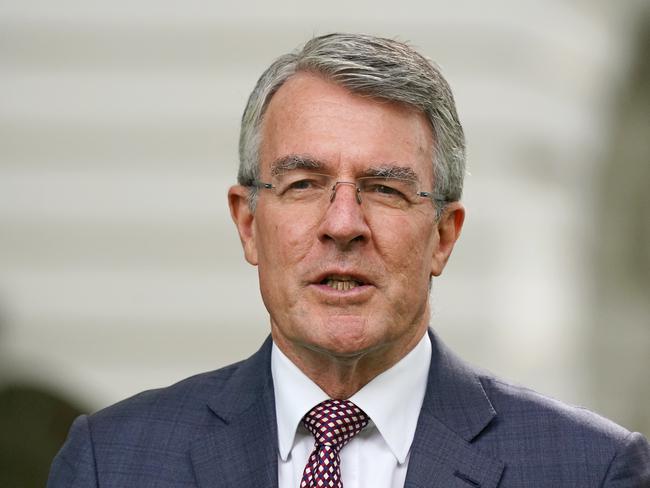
272,326,427,399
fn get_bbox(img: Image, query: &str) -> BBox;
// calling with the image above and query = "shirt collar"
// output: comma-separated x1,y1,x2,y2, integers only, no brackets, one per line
272,343,329,461
271,332,431,464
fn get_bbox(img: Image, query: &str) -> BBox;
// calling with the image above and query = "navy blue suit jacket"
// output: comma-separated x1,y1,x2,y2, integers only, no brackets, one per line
48,331,650,487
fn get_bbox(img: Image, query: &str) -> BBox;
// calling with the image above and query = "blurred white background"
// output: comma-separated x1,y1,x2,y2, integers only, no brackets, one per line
1,0,648,439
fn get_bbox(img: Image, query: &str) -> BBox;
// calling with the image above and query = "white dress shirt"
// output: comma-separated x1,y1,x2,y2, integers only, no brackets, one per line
271,332,431,488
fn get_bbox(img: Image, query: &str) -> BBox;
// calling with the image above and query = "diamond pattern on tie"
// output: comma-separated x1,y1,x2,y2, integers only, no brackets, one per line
300,399,369,488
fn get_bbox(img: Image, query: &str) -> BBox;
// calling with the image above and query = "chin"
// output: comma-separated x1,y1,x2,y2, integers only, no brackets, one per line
311,320,384,358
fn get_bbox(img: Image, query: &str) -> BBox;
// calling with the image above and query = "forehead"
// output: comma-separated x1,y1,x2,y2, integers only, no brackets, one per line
259,72,434,181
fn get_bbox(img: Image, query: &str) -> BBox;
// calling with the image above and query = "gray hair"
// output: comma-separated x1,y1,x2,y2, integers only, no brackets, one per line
238,33,466,212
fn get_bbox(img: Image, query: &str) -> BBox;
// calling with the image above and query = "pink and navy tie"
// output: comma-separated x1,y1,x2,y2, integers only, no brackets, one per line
300,399,369,488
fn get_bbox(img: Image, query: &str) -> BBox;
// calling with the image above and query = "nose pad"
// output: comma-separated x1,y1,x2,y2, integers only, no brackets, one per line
330,181,362,205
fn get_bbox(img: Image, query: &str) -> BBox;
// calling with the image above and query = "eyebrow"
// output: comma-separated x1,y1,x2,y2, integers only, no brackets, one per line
269,155,420,182
362,165,420,182
270,155,322,176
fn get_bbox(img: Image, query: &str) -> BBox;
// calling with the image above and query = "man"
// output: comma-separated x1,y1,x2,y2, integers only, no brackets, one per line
48,33,649,487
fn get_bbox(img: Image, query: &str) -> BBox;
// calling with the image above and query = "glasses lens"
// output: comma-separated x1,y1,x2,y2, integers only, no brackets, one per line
273,171,331,201
357,177,418,209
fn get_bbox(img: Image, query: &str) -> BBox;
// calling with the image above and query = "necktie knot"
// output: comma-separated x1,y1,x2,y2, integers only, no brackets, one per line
302,399,369,450
300,399,369,488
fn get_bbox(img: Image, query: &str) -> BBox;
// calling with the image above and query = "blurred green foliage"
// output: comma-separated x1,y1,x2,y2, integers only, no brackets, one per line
0,384,84,488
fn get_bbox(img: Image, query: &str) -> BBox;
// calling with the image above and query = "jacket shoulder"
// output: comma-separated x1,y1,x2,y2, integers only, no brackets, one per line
475,374,650,485
93,360,242,424
48,360,249,487
88,361,245,449
481,375,631,440
49,336,275,486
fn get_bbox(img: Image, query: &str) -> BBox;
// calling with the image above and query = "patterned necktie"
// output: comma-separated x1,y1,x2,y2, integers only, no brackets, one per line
300,399,369,488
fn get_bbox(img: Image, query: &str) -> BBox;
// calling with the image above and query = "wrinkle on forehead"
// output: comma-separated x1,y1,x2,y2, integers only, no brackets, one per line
261,73,435,184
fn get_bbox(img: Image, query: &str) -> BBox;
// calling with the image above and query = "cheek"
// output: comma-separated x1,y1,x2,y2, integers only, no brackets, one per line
375,215,437,279
257,212,317,265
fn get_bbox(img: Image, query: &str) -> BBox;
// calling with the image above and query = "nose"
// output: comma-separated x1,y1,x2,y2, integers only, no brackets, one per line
330,181,362,204
318,181,370,249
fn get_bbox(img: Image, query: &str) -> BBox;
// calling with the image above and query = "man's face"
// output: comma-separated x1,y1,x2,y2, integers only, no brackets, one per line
230,72,463,367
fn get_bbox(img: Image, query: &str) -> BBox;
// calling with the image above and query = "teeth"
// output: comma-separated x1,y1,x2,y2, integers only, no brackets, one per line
324,277,361,291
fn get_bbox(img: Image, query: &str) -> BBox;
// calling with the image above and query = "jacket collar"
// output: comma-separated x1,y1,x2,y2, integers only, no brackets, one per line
191,336,279,488
421,329,497,442
404,330,504,487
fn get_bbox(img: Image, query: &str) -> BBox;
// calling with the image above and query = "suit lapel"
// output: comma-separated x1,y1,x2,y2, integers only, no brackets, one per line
190,337,279,488
404,411,504,488
404,330,505,488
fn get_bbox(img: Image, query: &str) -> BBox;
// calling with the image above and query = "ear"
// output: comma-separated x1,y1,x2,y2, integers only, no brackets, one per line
431,202,465,277
228,185,259,266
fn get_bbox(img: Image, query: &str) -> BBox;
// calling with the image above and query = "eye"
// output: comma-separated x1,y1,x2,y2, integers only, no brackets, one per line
287,179,315,190
277,173,329,197
364,180,407,199
373,184,402,196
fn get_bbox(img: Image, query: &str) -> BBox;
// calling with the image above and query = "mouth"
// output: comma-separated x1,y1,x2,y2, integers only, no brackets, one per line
320,274,366,291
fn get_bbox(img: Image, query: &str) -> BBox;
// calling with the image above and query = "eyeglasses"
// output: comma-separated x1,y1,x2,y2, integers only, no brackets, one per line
253,170,447,212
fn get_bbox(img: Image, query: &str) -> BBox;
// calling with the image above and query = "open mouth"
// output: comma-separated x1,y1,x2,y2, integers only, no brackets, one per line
320,274,365,291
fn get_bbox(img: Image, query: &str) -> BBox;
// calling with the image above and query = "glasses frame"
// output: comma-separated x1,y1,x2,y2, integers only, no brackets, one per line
253,173,448,208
